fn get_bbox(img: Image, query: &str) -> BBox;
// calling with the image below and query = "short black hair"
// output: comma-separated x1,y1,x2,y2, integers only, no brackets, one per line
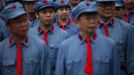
56,5,70,11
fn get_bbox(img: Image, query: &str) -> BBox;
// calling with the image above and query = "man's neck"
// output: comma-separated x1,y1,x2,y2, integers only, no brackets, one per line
41,23,52,31
80,31,93,39
100,16,112,23
124,8,132,14
58,18,69,25
12,35,26,43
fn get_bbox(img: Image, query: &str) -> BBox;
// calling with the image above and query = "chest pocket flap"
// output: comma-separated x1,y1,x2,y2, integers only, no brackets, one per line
23,58,40,64
2,60,15,66
95,58,110,64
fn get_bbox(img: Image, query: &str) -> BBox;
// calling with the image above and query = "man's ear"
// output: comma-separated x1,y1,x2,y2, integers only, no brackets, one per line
6,22,10,31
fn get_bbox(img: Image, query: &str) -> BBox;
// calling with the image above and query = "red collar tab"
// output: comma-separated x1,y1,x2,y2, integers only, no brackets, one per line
38,25,54,33
9,36,28,44
78,33,97,42
57,19,71,28
98,18,115,27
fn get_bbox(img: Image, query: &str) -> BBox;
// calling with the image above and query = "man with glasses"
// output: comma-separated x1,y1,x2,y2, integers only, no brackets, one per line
55,1,120,75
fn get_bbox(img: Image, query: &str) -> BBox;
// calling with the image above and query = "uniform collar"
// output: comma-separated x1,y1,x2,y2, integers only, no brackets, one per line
98,17,115,28
37,25,54,35
78,32,97,45
124,10,134,16
8,35,29,47
57,19,71,29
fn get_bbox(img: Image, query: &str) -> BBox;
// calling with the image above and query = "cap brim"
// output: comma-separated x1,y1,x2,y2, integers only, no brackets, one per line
56,5,70,9
23,1,36,2
38,5,54,12
76,9,97,19
97,1,115,3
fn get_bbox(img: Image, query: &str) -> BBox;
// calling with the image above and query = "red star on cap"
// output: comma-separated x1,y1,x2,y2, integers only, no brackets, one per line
61,0,64,4
12,5,16,10
44,0,48,4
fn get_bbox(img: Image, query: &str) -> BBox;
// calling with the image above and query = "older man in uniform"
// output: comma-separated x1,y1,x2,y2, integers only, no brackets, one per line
55,1,120,75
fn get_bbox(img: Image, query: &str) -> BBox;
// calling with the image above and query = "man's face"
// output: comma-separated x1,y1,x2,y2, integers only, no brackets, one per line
97,2,115,19
114,7,123,18
70,0,80,6
57,7,70,20
24,2,36,14
7,14,29,37
76,12,98,35
38,8,55,27
124,0,134,10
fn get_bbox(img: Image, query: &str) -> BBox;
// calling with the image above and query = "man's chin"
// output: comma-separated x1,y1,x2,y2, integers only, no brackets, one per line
85,30,96,36
16,33,27,38
43,23,53,27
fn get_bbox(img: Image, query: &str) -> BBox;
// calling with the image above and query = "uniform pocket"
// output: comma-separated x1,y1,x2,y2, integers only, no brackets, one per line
95,58,110,63
23,58,40,75
2,60,16,75
66,58,82,65
2,60,15,66
94,58,110,75
66,58,82,74
24,58,40,64
66,59,74,75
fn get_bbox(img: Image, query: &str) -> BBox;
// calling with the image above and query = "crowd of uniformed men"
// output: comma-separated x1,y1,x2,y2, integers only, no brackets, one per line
0,0,134,75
